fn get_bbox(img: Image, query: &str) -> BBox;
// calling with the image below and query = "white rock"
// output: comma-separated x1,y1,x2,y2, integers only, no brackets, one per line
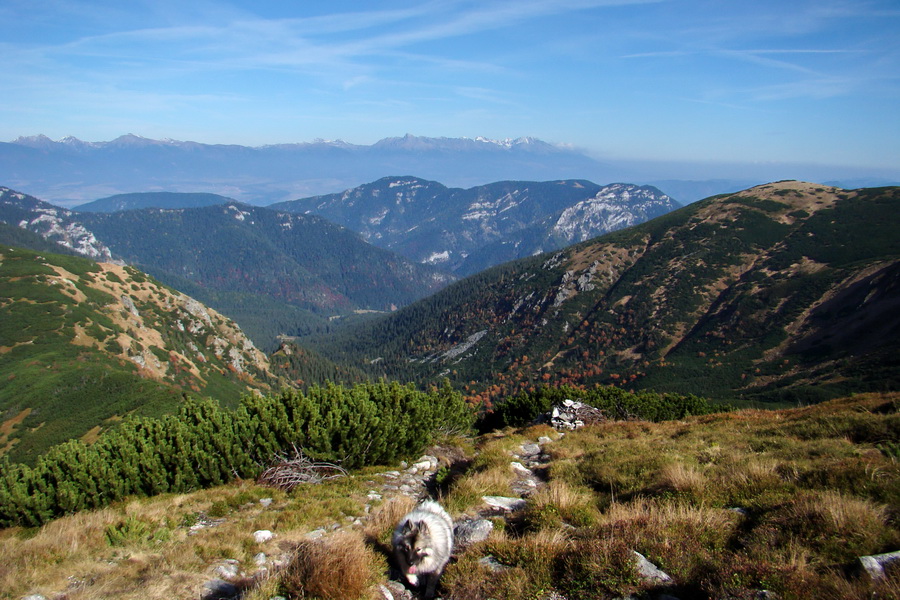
482,496,527,512
253,530,275,543
510,461,532,475
454,519,494,546
214,559,241,579
632,551,672,583
858,550,900,580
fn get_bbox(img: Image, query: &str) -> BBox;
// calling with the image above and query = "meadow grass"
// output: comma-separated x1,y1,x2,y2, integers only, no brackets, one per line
1,393,898,599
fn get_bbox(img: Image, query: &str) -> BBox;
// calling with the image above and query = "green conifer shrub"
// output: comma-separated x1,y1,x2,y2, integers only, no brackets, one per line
0,381,474,527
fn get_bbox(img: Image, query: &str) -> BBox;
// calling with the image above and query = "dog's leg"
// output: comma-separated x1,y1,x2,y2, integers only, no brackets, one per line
423,572,438,599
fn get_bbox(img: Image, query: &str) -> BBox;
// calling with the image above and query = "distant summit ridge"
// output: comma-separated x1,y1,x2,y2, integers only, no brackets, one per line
9,133,563,152
271,176,679,275
4,133,605,205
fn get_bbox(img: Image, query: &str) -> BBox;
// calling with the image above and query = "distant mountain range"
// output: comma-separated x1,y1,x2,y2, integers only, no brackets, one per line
76,191,235,212
0,187,454,350
272,177,680,275
312,181,900,406
12,133,893,208
2,134,618,206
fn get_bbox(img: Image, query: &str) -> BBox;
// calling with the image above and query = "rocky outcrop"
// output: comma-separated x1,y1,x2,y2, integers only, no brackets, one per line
857,549,900,580
543,399,607,430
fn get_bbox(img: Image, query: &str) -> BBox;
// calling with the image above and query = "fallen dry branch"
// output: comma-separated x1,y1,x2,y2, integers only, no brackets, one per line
257,445,348,491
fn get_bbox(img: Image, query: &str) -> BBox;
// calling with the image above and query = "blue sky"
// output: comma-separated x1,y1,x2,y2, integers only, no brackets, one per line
2,0,899,175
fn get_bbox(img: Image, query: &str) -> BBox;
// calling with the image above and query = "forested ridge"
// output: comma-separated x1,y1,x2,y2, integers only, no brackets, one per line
309,182,900,407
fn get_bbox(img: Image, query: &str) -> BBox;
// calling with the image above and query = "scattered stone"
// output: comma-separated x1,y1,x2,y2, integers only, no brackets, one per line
259,498,273,508
482,496,527,512
305,528,327,540
411,460,433,472
213,559,241,580
189,515,227,533
478,555,511,572
538,436,553,445
510,461,532,476
21,595,48,600
729,507,750,516
454,518,494,546
203,578,239,600
520,443,541,457
380,580,414,600
379,584,394,600
632,551,672,584
253,529,275,543
857,549,900,580
367,491,383,501
254,552,267,566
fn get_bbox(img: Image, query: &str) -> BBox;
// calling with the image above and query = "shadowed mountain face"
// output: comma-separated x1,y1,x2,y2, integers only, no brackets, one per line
1,187,456,349
272,177,680,275
312,182,900,405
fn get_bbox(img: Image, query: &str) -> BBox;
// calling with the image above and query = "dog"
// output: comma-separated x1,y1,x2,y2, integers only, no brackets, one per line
392,500,454,598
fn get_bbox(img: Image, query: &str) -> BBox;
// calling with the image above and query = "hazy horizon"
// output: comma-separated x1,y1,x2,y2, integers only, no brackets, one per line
2,0,898,178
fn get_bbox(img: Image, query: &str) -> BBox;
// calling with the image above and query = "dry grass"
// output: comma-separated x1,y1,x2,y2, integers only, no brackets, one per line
442,527,572,599
444,465,514,514
280,530,380,600
442,434,520,513
2,393,899,600
362,495,415,544
525,479,601,529
654,461,707,497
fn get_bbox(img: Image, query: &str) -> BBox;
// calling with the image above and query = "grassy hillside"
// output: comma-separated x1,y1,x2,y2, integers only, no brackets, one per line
0,246,279,463
1,392,896,599
310,182,900,407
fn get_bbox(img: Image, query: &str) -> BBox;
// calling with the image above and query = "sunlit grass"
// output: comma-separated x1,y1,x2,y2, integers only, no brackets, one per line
1,393,898,600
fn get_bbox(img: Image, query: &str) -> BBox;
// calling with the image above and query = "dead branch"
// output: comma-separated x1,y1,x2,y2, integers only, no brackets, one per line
257,445,347,491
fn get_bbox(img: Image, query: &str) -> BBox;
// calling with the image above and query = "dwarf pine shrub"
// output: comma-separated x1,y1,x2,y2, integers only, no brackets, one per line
0,380,474,527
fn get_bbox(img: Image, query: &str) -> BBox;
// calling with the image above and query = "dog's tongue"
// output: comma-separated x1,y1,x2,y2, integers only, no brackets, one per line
408,565,418,574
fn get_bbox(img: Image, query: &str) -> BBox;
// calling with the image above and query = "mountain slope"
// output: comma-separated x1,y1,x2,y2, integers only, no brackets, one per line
0,246,278,463
271,177,680,275
1,187,455,349
312,182,900,405
0,187,115,261
75,191,234,212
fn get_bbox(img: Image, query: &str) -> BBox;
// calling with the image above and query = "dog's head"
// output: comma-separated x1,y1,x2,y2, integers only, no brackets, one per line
396,520,433,571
